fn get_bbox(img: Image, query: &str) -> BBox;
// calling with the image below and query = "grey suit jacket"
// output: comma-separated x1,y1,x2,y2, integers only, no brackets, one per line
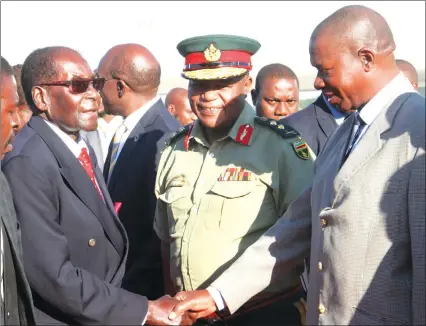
0,171,36,325
212,92,425,325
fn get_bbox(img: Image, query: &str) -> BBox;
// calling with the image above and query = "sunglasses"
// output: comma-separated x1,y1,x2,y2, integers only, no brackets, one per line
39,77,105,94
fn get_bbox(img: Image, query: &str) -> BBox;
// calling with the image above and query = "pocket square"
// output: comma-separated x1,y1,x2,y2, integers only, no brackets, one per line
114,202,122,214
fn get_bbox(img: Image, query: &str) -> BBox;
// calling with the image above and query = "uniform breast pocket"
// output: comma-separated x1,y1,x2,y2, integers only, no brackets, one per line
208,180,271,235
159,186,193,238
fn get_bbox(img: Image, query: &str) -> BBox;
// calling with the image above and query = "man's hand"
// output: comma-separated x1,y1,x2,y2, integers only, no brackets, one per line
169,290,217,321
146,295,193,325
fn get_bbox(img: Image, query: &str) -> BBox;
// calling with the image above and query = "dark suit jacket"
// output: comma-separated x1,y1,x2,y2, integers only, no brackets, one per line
103,99,180,299
0,171,36,325
2,116,147,325
283,95,337,156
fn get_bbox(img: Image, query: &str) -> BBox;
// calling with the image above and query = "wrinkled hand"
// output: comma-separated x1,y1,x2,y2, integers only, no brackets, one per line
146,295,194,325
169,290,217,321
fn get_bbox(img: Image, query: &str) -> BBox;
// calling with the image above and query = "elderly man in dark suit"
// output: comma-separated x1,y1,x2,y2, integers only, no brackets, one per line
97,44,180,299
1,56,36,325
2,47,191,325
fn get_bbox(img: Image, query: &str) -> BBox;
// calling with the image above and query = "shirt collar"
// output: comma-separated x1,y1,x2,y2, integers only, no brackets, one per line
123,95,160,131
322,93,348,125
189,101,255,148
43,119,88,158
97,115,123,134
359,72,415,126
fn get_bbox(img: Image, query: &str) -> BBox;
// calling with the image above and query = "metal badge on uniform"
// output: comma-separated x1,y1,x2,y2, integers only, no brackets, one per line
292,138,310,160
167,175,186,187
218,167,254,181
235,124,253,146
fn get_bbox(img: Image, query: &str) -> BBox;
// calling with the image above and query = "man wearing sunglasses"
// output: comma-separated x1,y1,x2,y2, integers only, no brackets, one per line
2,46,192,325
97,44,180,300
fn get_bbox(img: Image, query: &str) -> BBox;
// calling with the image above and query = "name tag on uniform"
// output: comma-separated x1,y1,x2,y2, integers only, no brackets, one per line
218,167,255,181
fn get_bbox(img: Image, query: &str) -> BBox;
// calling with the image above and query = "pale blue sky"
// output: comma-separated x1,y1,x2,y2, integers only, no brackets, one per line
1,1,424,92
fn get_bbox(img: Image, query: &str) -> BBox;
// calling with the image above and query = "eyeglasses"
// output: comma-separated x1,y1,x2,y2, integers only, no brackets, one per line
38,77,105,94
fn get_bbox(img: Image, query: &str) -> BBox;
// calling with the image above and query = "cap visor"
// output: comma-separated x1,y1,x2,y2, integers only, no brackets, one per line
182,67,248,80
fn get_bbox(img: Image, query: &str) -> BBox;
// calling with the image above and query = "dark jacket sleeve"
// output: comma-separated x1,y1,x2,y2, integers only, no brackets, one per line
3,156,148,325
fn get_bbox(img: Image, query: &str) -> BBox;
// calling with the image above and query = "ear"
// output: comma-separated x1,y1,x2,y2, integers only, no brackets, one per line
243,75,253,96
251,89,258,105
167,104,176,115
32,86,50,112
358,48,375,72
412,82,418,91
116,80,126,98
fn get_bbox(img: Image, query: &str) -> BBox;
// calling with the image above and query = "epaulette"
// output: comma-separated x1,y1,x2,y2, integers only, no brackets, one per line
165,123,193,147
254,116,300,138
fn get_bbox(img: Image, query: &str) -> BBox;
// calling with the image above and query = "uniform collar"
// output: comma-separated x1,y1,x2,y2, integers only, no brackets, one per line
189,102,255,149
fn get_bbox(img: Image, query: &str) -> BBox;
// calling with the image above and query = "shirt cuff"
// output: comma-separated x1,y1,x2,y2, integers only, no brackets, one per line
141,312,148,325
206,286,226,311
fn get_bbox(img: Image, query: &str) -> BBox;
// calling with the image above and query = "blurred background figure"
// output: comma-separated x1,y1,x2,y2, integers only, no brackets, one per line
396,59,419,90
251,63,299,120
165,87,197,126
12,64,32,133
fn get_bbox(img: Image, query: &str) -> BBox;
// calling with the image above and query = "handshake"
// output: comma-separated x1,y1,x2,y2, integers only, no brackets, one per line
146,289,219,325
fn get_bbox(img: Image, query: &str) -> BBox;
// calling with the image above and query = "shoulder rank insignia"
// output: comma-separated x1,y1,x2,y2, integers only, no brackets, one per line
164,123,194,150
292,138,310,160
254,116,300,138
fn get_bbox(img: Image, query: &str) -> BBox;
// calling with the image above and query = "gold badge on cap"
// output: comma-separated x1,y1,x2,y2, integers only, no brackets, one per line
204,43,221,62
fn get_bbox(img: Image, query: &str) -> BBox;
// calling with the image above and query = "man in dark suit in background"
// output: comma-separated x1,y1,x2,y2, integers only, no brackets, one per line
98,43,180,299
1,56,36,325
2,47,189,325
396,59,419,90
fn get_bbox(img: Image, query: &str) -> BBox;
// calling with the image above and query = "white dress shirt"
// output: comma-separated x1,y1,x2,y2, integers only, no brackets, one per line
207,72,417,312
323,94,349,126
43,120,103,192
114,95,160,161
97,116,123,162
351,72,415,152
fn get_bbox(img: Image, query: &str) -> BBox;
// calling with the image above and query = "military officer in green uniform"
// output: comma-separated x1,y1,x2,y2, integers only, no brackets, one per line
154,34,314,325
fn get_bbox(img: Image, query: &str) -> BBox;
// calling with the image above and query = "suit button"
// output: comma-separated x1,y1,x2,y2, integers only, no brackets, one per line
320,218,328,227
88,238,96,247
318,262,323,271
319,304,326,314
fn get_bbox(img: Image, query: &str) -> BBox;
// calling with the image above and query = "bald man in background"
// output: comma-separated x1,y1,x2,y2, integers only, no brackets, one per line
165,87,197,126
169,5,425,325
251,63,300,120
396,59,419,90
97,43,180,299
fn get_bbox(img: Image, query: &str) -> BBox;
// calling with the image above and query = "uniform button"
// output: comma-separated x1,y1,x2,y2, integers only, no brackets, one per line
320,218,328,227
209,153,215,158
88,238,96,247
318,262,323,271
319,304,326,314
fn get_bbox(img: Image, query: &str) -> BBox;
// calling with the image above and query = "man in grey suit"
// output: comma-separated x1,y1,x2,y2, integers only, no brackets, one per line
1,56,36,325
168,5,425,326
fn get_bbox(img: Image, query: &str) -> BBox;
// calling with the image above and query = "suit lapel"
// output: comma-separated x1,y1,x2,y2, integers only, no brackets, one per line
28,117,124,256
314,96,338,138
334,93,411,191
107,99,164,191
